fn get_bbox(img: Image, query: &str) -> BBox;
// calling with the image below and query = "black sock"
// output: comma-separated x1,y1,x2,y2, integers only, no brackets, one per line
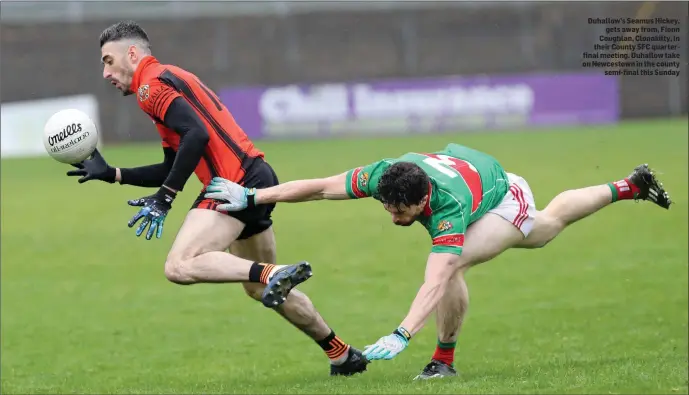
316,330,350,361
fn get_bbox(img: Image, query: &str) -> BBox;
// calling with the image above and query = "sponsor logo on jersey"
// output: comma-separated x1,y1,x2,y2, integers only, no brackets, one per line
432,233,464,248
350,167,367,198
437,220,453,232
138,84,150,102
359,171,369,187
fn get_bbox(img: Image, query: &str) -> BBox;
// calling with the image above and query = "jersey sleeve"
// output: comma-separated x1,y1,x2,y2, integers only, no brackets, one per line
137,79,182,122
344,160,390,199
428,203,470,256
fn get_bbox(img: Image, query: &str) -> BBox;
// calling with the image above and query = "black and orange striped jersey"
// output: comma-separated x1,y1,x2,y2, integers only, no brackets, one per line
130,56,264,188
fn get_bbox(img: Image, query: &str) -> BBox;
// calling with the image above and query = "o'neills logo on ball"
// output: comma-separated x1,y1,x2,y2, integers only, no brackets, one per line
48,123,83,147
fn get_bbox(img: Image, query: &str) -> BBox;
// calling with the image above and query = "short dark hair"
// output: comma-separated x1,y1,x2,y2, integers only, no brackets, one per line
377,162,430,209
99,20,150,49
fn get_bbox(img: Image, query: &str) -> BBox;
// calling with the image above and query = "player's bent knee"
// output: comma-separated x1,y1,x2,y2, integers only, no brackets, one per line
163,255,196,285
242,282,265,301
539,216,567,247
520,213,565,249
526,236,551,249
163,209,246,285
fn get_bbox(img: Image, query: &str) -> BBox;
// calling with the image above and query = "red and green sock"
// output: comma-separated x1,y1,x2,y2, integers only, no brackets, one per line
607,178,640,203
432,339,457,366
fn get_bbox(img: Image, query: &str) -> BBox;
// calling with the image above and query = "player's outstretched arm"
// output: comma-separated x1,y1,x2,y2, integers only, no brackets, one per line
256,173,351,203
66,135,177,188
114,147,177,187
362,210,470,361
205,172,352,212
398,253,461,335
206,161,385,211
67,147,174,187
362,252,462,362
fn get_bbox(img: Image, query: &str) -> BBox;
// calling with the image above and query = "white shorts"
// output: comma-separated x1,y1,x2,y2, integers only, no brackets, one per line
487,172,537,237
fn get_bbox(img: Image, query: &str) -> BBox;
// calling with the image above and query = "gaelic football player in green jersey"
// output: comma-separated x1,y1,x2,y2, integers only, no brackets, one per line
204,143,671,379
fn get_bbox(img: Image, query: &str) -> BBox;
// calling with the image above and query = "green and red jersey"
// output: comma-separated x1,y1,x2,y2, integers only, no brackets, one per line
344,143,510,256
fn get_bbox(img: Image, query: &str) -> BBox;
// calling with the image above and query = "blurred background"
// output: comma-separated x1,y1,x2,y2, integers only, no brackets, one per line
1,0,687,153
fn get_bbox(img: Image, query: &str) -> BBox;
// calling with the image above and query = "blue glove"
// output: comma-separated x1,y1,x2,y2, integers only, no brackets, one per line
362,327,411,361
204,177,256,212
127,188,176,240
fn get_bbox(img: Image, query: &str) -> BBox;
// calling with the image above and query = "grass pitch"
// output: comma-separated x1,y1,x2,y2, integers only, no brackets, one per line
1,118,687,394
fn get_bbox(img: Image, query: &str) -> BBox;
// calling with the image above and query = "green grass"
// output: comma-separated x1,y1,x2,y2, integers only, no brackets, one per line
2,118,688,394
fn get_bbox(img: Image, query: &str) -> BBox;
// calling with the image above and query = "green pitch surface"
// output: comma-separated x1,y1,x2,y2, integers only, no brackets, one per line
2,118,687,394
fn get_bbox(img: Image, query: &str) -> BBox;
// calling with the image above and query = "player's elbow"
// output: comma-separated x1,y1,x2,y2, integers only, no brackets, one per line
433,266,459,286
426,253,463,284
199,126,210,142
321,173,350,200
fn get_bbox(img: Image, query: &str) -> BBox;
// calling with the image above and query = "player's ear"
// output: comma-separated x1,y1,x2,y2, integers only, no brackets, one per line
127,44,139,63
419,194,429,208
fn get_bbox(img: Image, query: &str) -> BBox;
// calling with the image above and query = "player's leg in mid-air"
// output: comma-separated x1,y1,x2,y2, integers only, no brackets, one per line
416,164,672,380
230,228,369,376
517,164,671,248
165,208,368,375
166,158,312,305
163,209,310,301
183,158,367,376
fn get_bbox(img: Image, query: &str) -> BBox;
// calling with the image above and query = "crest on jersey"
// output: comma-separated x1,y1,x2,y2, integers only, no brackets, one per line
138,84,150,102
437,220,453,232
359,172,369,187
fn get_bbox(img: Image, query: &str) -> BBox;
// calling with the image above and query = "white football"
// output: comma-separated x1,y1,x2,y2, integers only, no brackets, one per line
43,109,99,164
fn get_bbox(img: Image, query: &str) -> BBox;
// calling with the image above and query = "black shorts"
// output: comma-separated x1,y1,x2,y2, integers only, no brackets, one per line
192,157,279,240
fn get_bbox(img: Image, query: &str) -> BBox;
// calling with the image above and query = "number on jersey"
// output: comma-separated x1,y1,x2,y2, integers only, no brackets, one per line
421,154,483,213
423,154,478,178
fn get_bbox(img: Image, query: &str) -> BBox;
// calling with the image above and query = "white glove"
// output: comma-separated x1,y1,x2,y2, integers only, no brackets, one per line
362,329,410,361
204,177,254,211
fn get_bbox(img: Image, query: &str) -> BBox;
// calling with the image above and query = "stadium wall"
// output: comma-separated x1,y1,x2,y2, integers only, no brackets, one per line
1,2,686,144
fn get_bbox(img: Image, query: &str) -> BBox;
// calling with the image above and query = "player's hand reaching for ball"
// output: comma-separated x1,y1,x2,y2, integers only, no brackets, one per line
66,149,116,183
204,177,256,211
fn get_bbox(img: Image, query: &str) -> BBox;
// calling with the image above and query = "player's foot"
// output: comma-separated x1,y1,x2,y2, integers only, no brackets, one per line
628,164,672,209
330,347,369,377
260,261,313,308
413,359,458,380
